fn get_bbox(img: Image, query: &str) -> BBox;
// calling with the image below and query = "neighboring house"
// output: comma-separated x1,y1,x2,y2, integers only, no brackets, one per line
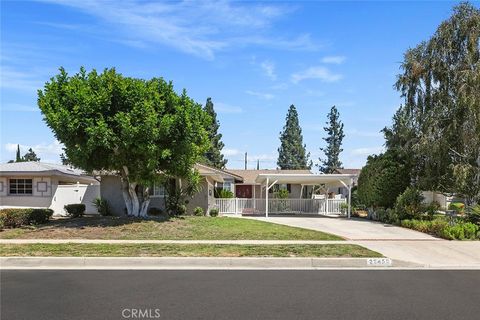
333,168,361,198
0,162,99,215
100,163,243,216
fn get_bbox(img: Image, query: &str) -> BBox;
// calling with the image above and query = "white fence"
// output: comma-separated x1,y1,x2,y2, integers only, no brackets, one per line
50,184,100,215
214,198,347,216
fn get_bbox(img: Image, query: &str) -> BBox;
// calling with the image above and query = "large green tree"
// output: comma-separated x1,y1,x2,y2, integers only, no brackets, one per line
38,67,210,217
357,150,411,208
277,104,311,169
203,97,227,169
318,105,345,173
388,2,480,203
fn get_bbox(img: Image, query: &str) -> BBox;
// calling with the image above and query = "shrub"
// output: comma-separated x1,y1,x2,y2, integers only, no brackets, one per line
401,218,477,240
193,207,204,216
176,204,187,215
276,189,289,199
0,208,53,228
465,205,480,226
340,203,349,215
148,207,164,216
441,222,478,240
209,208,219,217
448,202,465,215
395,187,424,220
216,189,234,198
64,204,86,217
93,198,110,216
424,201,440,220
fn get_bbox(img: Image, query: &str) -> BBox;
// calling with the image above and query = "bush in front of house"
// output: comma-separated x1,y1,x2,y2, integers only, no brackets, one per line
193,207,204,216
465,205,480,226
64,204,86,217
93,198,111,216
394,187,424,220
176,204,187,215
0,208,53,229
374,208,400,225
209,208,219,217
148,207,164,216
400,218,478,240
216,189,234,198
440,222,479,240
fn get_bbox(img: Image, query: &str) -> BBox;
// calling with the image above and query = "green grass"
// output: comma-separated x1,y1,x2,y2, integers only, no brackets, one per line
0,243,380,257
0,216,342,240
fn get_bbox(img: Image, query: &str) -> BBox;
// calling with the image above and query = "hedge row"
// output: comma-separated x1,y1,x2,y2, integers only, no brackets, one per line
0,208,53,229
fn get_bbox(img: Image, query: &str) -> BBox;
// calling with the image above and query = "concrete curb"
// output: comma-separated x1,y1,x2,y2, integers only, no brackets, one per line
0,256,425,270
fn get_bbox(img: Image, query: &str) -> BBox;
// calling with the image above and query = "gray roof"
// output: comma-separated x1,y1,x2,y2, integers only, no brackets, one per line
0,162,91,178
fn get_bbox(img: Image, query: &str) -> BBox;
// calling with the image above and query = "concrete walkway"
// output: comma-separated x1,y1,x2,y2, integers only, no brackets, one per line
246,216,480,268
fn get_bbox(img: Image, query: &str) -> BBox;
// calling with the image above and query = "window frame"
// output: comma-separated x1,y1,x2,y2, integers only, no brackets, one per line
8,178,33,196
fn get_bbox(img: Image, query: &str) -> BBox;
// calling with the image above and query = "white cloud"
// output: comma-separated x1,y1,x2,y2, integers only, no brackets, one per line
291,66,342,84
41,0,317,60
270,83,288,90
321,56,346,64
260,60,276,80
346,129,383,138
245,90,275,100
350,146,384,156
215,102,243,114
1,103,39,112
223,148,241,156
5,140,64,160
0,67,45,92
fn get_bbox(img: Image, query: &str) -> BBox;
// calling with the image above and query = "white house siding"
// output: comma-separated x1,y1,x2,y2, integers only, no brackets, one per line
0,176,55,208
0,176,99,215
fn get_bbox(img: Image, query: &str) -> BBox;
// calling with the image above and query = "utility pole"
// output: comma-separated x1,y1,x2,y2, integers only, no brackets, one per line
256,159,259,170
244,152,248,170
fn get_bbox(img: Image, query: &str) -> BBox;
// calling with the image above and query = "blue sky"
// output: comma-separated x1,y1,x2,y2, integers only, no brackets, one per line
0,0,473,169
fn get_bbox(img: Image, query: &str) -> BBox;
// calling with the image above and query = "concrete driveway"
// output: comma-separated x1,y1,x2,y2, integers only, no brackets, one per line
247,216,480,268
248,216,438,240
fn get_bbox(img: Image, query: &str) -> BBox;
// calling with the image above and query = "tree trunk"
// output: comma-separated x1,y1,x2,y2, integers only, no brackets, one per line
121,166,149,217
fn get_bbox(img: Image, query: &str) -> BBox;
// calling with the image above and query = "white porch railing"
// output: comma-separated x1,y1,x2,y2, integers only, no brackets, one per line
214,198,346,215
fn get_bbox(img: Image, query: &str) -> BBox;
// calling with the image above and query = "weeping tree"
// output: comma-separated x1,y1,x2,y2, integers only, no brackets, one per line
388,2,480,203
38,67,210,217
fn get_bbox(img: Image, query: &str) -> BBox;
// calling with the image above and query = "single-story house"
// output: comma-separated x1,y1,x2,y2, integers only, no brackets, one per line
100,165,356,217
0,162,100,215
100,163,243,216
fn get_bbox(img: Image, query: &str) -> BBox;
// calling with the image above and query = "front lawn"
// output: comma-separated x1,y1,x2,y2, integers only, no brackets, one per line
0,243,380,257
0,216,342,240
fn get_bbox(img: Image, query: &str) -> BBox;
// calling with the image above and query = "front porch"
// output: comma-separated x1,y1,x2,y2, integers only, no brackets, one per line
214,198,347,216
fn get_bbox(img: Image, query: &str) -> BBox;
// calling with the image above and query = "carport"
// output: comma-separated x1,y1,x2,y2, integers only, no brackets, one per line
255,173,356,218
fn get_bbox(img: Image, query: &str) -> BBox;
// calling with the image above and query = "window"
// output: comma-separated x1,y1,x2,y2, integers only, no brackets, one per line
9,179,33,195
149,183,165,197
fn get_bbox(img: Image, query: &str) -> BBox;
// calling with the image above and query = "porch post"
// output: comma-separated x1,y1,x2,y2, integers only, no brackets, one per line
347,179,352,219
265,177,269,217
253,184,256,210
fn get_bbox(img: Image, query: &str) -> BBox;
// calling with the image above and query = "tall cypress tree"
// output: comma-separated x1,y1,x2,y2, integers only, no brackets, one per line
318,105,345,173
277,104,311,170
203,98,227,169
15,144,22,162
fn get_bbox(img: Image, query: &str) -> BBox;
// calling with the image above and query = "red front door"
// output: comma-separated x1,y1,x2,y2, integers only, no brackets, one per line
236,185,252,198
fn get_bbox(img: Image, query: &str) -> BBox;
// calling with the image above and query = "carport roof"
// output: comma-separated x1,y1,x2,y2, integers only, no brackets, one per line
255,173,356,187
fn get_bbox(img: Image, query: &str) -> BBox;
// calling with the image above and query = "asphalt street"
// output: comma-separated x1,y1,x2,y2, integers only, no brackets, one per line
1,270,479,320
